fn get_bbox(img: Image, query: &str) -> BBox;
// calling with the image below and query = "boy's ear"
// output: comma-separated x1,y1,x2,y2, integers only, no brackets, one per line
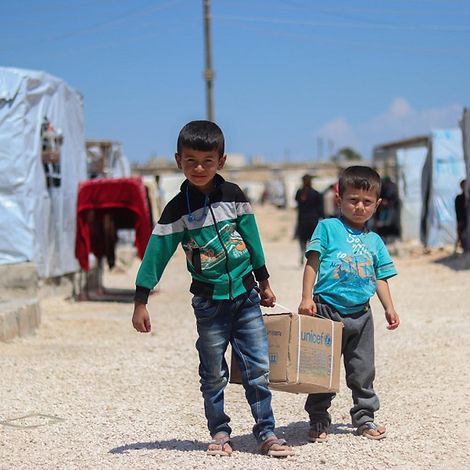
217,154,227,170
335,192,341,207
175,153,182,169
375,198,383,210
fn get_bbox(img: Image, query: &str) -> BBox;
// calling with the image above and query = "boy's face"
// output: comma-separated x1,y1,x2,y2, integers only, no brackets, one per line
337,186,381,229
175,146,226,194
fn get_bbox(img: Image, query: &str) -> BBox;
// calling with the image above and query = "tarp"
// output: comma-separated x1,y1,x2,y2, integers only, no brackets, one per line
396,146,428,241
460,108,470,251
158,173,185,207
421,129,466,248
0,67,86,276
75,177,152,271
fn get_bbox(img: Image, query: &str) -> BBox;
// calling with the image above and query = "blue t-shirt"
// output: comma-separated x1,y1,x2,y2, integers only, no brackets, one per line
306,218,397,315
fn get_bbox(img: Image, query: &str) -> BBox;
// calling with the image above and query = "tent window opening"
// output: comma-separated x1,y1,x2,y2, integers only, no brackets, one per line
40,116,63,188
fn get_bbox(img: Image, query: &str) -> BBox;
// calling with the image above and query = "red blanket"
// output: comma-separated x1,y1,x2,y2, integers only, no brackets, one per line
76,177,152,271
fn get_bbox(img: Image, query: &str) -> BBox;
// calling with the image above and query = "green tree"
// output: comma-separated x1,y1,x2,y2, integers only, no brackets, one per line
331,147,363,162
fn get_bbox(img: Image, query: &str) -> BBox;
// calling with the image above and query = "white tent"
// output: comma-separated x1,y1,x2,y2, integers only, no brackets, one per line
421,129,466,248
0,67,86,277
396,146,428,242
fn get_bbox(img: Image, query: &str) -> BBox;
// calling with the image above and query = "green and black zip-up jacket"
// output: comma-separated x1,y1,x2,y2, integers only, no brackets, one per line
134,174,269,303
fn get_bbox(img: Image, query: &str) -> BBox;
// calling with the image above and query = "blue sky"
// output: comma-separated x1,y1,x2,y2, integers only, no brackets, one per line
2,0,469,163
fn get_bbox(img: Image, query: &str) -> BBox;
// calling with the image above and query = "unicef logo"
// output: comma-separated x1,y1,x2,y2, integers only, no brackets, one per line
324,334,332,346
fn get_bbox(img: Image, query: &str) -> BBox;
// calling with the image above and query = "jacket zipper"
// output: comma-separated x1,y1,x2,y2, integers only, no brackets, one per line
209,204,233,300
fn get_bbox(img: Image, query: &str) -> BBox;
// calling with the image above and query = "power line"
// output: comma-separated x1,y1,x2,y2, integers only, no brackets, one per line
214,14,470,33
0,0,184,53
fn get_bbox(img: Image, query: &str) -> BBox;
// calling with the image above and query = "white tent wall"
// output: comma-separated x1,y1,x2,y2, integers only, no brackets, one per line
422,129,466,248
460,108,470,251
158,173,185,208
0,67,86,277
108,143,131,178
396,146,428,242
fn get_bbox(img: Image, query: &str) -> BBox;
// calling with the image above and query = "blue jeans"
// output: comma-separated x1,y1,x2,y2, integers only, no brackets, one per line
192,288,276,444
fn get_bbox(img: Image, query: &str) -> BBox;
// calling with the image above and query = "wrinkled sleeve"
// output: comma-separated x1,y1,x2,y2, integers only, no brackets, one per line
134,219,184,303
235,187,269,282
305,220,327,258
375,238,397,280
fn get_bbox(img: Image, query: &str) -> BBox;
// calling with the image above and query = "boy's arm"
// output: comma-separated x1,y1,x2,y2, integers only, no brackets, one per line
133,228,183,333
236,209,269,282
298,251,319,316
134,230,183,303
376,279,400,330
235,203,276,306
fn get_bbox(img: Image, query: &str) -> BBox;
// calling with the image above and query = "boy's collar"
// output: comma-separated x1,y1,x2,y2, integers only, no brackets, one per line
339,216,369,234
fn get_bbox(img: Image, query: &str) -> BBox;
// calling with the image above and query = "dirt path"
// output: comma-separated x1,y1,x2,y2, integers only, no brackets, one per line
1,206,469,469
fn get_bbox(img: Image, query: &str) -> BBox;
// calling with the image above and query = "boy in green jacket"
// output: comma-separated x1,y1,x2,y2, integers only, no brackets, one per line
132,120,293,458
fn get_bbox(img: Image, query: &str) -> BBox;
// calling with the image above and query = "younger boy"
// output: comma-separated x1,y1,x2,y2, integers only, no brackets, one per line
298,166,400,441
132,120,293,457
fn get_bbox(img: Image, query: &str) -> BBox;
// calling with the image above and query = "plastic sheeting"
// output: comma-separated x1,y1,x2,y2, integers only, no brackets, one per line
461,108,470,251
396,146,428,242
0,67,86,276
421,129,466,248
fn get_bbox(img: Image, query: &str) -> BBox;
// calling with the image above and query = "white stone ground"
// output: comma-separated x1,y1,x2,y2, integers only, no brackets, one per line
1,206,469,469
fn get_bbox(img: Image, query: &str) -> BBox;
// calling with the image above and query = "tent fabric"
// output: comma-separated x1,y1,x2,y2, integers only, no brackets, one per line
421,129,466,248
396,146,428,242
75,177,152,271
0,67,86,276
461,108,470,251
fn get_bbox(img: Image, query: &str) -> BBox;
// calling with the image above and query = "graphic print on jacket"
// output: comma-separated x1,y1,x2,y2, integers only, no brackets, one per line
183,222,248,274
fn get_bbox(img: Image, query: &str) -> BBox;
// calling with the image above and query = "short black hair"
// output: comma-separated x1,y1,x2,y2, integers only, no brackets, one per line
177,120,225,158
338,166,381,198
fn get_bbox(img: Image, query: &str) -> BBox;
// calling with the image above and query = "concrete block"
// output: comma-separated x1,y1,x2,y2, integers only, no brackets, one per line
0,299,41,342
0,262,38,299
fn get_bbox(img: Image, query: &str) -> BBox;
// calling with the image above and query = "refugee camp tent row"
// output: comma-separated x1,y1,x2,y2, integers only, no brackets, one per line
0,67,87,277
374,128,466,248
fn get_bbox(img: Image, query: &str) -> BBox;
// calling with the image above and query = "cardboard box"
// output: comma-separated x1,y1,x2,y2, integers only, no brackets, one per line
230,312,343,394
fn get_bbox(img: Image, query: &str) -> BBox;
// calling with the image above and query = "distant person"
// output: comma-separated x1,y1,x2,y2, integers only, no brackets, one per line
295,174,324,265
132,120,294,458
322,181,340,218
374,176,399,243
298,166,400,442
455,179,467,252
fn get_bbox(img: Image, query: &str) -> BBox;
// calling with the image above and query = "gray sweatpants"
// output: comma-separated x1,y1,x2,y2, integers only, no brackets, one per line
304,295,379,428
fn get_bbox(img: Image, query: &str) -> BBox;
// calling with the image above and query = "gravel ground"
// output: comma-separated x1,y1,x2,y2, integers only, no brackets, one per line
1,206,469,469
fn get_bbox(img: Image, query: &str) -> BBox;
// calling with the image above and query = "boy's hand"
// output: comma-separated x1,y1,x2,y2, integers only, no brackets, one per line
132,303,152,333
258,280,276,307
385,309,400,330
298,298,317,316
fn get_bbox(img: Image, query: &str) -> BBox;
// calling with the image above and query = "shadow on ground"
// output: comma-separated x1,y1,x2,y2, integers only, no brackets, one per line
432,252,470,271
109,421,355,455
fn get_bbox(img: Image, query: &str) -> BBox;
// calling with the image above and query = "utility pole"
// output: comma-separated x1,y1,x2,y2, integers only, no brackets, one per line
203,0,214,121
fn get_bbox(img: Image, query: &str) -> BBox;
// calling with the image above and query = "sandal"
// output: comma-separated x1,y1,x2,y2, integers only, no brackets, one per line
356,422,387,440
207,432,233,457
260,436,294,458
308,422,329,443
